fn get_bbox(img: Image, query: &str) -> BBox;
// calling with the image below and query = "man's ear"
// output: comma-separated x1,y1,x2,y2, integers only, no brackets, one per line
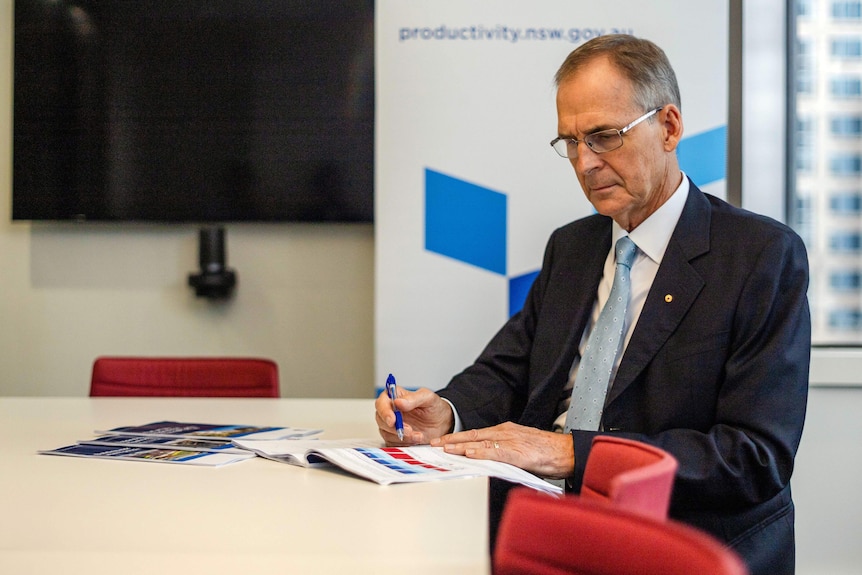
661,105,684,152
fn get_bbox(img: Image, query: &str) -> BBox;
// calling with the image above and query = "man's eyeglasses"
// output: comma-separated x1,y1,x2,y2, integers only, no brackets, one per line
550,107,663,158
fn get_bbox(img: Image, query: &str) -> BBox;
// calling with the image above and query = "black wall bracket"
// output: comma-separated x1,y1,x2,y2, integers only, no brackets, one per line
188,226,237,300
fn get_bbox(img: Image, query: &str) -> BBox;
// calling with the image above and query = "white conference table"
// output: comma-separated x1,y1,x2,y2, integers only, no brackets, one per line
0,397,490,575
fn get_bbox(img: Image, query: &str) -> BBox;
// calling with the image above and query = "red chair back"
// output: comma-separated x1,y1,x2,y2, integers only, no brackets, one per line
90,357,279,397
494,488,748,575
580,435,678,520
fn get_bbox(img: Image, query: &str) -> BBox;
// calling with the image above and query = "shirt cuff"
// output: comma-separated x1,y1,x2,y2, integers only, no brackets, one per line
440,397,463,433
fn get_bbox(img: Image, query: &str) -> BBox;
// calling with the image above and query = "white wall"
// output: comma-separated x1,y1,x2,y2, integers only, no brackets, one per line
0,1,375,398
795,385,862,575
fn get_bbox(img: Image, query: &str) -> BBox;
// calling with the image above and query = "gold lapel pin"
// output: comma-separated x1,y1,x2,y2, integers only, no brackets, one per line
665,294,673,303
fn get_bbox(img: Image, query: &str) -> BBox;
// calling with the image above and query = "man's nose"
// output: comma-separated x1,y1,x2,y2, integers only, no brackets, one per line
572,141,602,173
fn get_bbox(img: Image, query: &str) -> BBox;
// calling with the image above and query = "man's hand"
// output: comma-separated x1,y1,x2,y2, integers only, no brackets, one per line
375,387,454,445
431,422,575,480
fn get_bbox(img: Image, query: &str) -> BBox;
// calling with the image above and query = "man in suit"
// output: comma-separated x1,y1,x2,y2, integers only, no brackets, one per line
375,34,810,575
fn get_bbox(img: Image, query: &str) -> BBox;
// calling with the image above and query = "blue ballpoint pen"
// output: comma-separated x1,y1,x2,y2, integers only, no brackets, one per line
385,373,404,441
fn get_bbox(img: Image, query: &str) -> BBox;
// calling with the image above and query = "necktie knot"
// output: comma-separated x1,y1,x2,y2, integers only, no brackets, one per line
615,236,637,270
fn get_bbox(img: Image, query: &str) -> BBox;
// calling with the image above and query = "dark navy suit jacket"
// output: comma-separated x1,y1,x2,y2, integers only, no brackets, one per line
438,181,810,575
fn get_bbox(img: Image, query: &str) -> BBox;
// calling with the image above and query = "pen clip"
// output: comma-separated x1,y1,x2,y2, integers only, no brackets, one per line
386,372,399,397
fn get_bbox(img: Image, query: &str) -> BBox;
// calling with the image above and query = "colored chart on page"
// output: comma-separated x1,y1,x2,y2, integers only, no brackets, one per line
356,447,452,475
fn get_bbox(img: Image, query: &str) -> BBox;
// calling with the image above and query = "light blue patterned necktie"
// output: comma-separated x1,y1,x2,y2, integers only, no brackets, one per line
564,236,638,432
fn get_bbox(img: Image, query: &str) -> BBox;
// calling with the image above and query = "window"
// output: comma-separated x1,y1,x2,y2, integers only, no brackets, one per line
797,38,816,94
794,1,862,343
797,116,817,172
830,154,862,175
795,194,815,246
830,309,862,328
831,76,862,97
830,269,862,289
832,36,862,58
831,192,862,213
832,1,862,19
831,115,862,136
830,231,862,252
829,308,862,329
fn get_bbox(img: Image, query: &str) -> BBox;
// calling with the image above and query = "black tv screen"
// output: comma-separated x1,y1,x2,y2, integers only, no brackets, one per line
13,0,374,222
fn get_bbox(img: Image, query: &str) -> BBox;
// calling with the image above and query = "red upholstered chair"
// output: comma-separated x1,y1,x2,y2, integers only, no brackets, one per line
494,488,748,575
90,357,280,397
579,435,678,520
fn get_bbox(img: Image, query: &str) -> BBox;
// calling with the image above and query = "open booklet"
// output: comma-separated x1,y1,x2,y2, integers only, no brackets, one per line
232,438,563,495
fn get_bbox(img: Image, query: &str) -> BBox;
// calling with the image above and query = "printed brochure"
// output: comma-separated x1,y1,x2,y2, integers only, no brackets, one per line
232,438,562,494
39,443,255,466
95,421,322,441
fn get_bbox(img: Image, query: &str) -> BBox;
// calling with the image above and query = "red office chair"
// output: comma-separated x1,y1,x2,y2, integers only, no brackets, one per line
89,356,280,397
494,488,748,575
579,435,678,520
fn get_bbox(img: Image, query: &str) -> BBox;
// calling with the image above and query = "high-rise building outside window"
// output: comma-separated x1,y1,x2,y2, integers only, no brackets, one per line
794,0,862,343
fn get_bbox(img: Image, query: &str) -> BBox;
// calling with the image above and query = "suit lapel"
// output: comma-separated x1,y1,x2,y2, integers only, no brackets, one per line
606,184,711,404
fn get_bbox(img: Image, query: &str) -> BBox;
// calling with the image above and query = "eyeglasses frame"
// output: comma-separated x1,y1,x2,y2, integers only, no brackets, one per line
549,106,664,158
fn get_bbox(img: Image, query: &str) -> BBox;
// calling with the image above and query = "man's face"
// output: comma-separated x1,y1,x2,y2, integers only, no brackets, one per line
555,56,681,231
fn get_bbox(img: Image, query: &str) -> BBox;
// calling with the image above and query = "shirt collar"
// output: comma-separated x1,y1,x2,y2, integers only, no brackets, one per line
612,173,689,265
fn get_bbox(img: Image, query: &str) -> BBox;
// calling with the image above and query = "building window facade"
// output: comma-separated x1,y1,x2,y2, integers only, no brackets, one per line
794,0,862,342
832,1,862,19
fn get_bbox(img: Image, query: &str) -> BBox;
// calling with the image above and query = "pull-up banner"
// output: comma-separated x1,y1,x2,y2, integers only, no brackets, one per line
375,0,729,391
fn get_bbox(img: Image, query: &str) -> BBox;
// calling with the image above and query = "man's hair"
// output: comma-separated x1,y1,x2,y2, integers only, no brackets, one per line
554,34,681,112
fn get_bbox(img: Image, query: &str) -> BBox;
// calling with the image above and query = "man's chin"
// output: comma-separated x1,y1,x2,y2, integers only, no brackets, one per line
588,195,625,216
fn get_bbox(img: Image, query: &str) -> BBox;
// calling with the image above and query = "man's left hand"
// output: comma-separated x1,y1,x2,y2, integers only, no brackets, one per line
430,422,575,480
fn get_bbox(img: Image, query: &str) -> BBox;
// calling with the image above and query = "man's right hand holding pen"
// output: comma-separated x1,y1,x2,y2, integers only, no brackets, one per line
374,375,455,446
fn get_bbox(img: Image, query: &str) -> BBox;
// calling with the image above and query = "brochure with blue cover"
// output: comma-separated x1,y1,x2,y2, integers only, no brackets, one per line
78,434,248,454
94,421,322,441
38,443,256,466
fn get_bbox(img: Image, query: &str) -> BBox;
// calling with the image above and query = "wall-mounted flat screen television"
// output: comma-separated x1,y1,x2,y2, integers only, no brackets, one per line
13,0,374,223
